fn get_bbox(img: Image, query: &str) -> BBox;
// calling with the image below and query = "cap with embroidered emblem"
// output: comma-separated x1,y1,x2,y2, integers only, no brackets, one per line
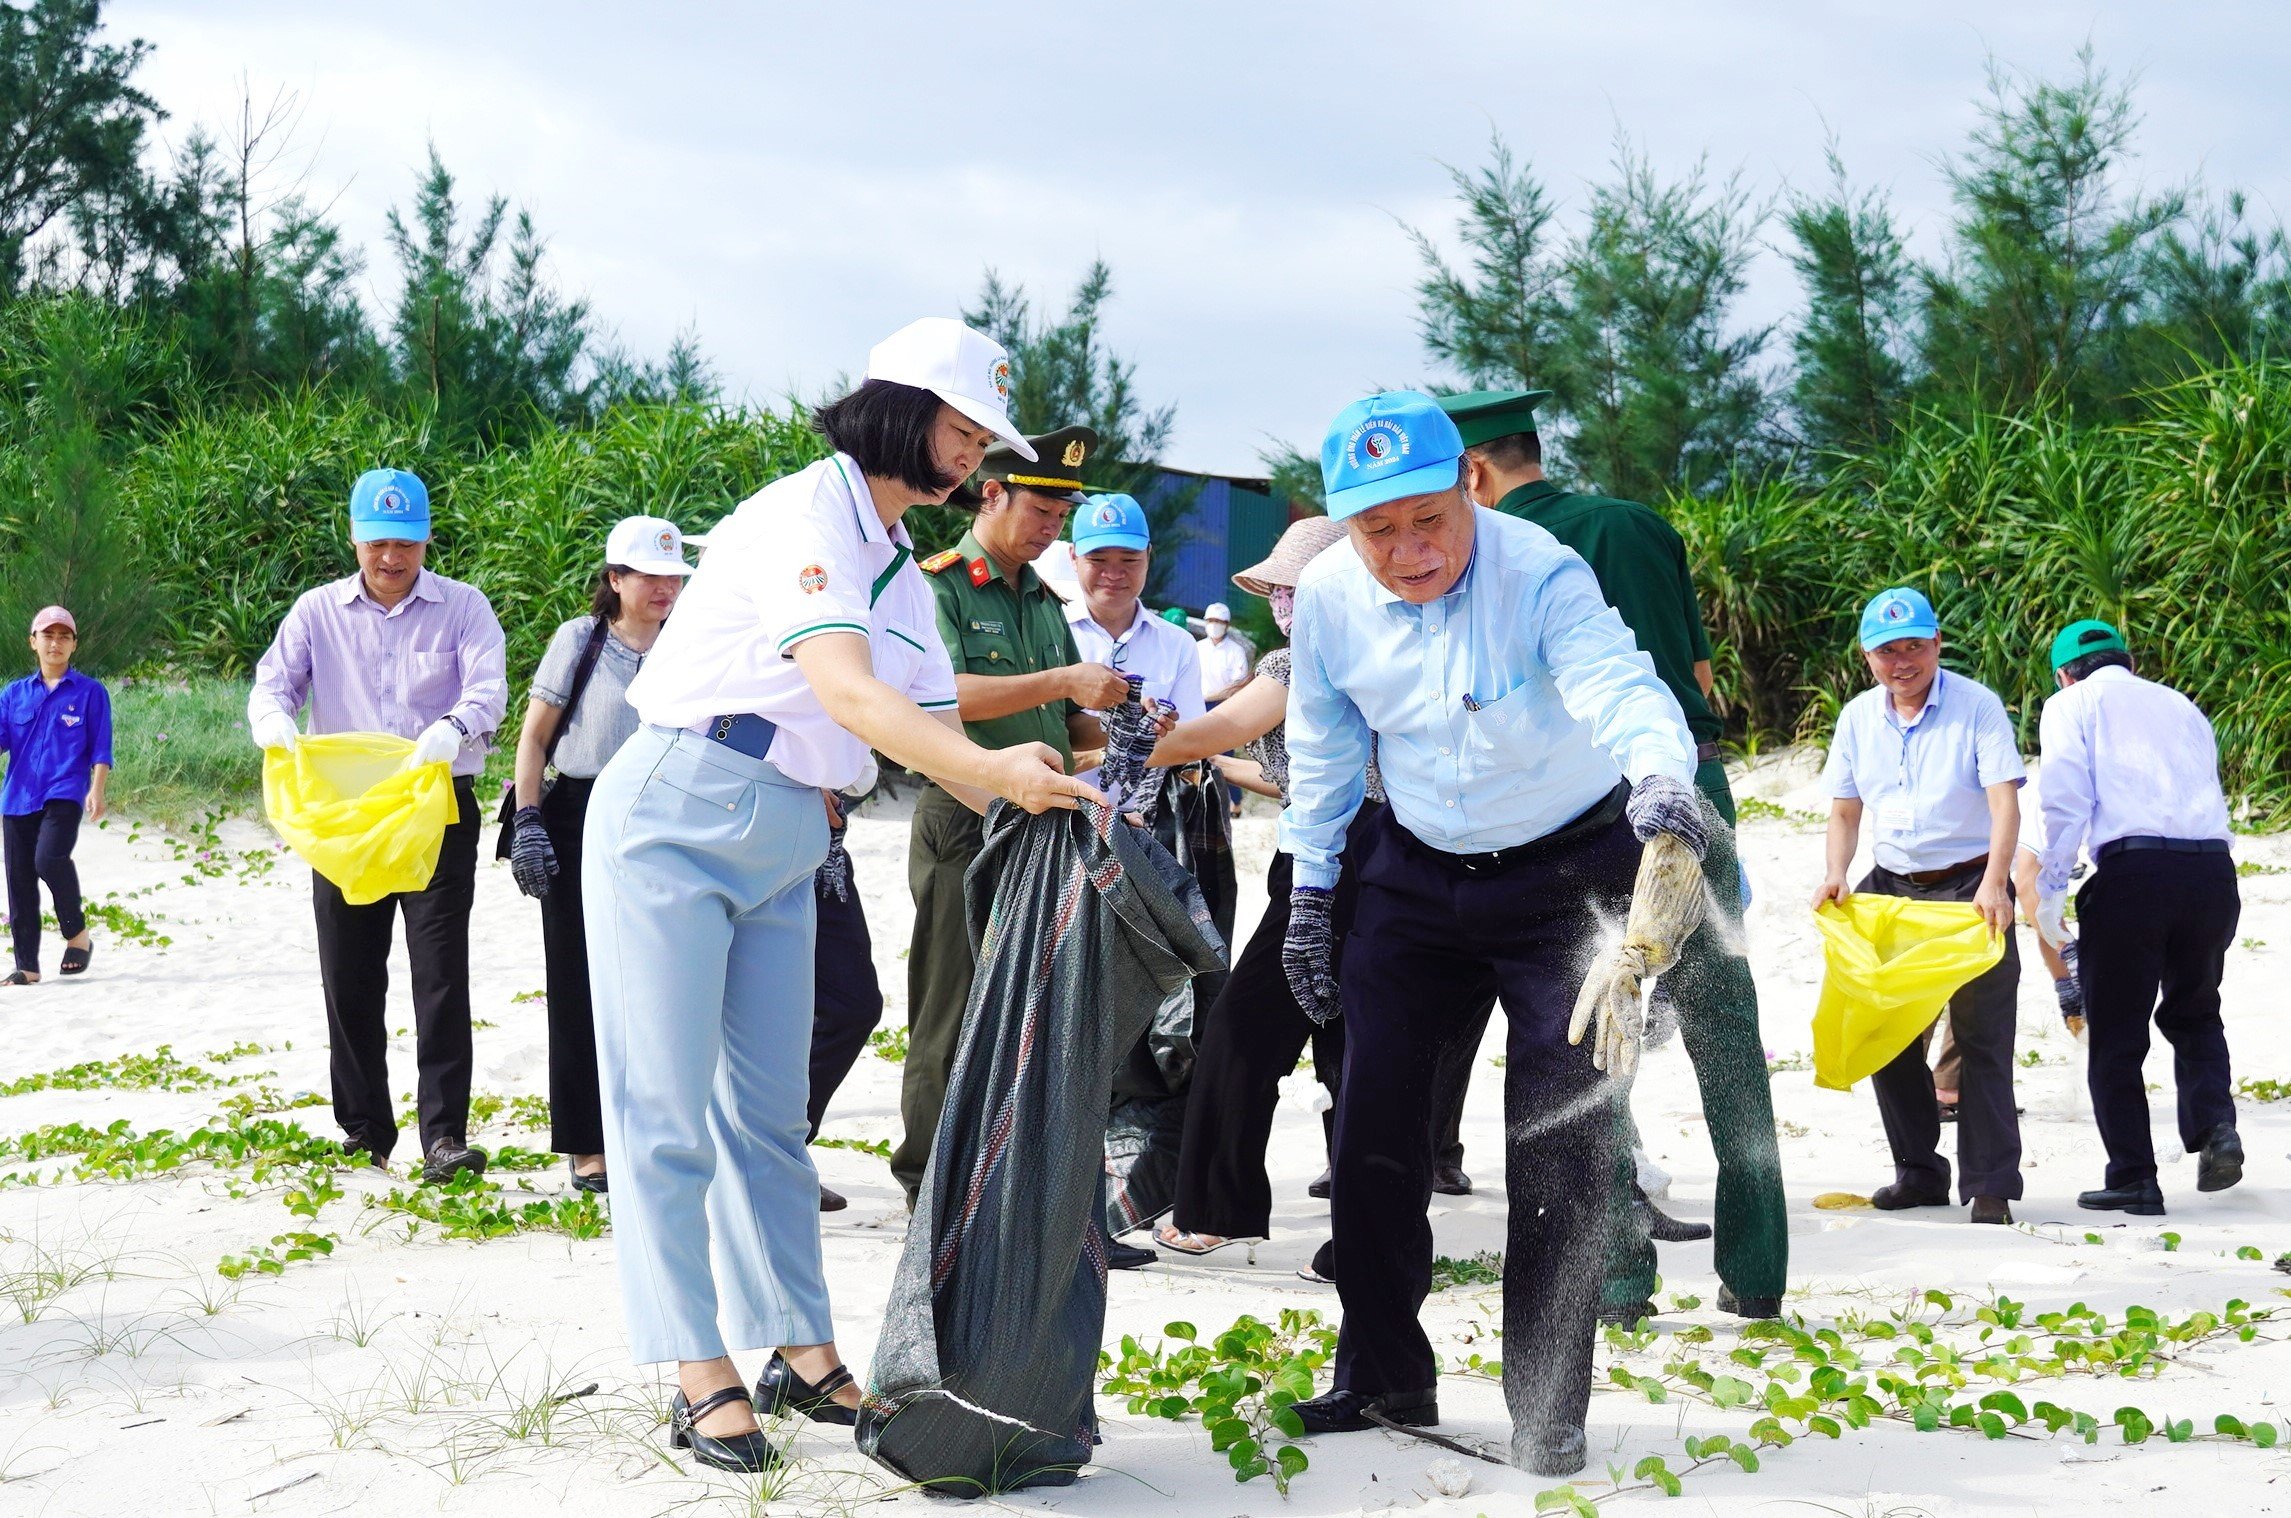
604,515,694,577
980,424,1099,500
1859,587,1939,650
349,468,431,543
1072,492,1151,555
1436,388,1555,449
1320,390,1464,520
864,317,1035,459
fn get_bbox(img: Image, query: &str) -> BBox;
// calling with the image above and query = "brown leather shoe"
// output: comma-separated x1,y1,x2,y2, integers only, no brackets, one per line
1970,1195,2013,1225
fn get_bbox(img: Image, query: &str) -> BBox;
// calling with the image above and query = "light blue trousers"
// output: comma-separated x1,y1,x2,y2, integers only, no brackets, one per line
584,723,831,1365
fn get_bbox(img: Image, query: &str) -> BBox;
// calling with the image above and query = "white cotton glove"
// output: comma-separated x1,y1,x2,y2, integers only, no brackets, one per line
1569,833,1709,1079
2036,892,2069,950
251,710,299,753
408,718,462,769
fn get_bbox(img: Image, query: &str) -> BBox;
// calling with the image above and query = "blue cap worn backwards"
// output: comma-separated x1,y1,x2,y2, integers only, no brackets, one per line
1859,586,1938,650
1072,492,1151,555
349,468,432,544
1320,390,1464,521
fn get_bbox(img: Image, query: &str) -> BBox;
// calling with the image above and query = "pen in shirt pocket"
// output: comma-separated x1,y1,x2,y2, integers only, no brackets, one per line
1461,694,1482,712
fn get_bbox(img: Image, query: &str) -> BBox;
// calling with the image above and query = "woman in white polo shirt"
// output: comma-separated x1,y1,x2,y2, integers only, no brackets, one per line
583,318,1099,1473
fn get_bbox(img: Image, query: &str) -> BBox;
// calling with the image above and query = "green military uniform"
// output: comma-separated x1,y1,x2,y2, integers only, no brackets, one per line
1441,391,1788,1313
892,426,1096,1203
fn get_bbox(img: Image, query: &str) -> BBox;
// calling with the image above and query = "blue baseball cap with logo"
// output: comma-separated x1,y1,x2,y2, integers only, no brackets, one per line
1072,492,1151,555
1320,390,1464,521
349,468,432,544
1859,586,1939,650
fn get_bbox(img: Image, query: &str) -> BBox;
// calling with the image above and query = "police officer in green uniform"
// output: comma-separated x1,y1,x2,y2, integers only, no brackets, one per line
1439,389,1788,1321
892,425,1131,1205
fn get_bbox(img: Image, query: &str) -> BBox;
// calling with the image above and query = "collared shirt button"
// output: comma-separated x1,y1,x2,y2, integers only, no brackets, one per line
1445,799,1456,808
1440,746,1451,756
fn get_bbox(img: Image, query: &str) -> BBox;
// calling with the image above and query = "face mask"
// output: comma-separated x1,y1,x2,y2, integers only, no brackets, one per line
1270,585,1295,637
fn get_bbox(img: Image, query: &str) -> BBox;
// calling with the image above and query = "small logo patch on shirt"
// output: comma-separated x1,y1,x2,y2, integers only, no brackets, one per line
798,564,829,595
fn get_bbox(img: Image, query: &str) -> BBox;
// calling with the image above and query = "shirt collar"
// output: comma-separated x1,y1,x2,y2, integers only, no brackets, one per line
832,455,902,549
2086,663,2134,687
1883,668,1947,729
1494,479,1565,518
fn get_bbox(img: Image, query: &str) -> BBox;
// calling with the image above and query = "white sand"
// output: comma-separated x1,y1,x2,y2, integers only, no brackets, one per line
2,753,2288,1516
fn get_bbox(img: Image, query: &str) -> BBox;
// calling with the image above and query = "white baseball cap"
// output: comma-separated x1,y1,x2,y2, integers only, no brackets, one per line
605,515,695,576
865,318,1037,461
1204,601,1231,623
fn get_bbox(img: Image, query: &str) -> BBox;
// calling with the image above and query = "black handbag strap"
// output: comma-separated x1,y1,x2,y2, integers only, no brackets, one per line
544,616,612,771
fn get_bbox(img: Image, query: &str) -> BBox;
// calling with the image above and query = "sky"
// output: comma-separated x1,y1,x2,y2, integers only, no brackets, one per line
108,2,2291,476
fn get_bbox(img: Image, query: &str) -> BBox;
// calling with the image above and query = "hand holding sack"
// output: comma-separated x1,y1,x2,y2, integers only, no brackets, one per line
1283,886,1342,1025
409,717,463,769
509,806,558,897
1568,832,1708,1078
250,710,299,753
262,732,458,905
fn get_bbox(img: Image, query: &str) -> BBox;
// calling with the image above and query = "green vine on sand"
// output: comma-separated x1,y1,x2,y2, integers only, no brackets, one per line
1099,1311,1335,1493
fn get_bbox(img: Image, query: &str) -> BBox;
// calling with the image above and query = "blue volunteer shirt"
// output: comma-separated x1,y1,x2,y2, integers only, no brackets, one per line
1280,507,1695,889
1822,669,2024,875
0,669,114,815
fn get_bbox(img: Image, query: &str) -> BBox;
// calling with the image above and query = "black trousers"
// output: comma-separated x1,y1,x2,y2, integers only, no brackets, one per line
2078,850,2240,1188
537,778,605,1155
1331,797,1638,1446
1862,861,2023,1201
312,776,479,1161
5,801,83,974
808,842,885,1137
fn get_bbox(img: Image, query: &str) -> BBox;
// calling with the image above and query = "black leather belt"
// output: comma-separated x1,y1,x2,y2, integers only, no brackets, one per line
2095,835,2230,863
1439,782,1629,875
1893,854,1988,887
704,712,778,760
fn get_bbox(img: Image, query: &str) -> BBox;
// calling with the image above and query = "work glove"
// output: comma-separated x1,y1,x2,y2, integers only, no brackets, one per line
409,718,462,769
816,826,852,903
2035,891,2069,950
2055,938,2085,1034
1569,832,1709,1079
250,710,299,753
1282,886,1342,1026
1624,772,1711,860
509,806,557,898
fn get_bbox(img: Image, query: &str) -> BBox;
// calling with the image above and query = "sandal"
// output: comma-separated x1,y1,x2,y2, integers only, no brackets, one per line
60,943,90,976
1154,1222,1260,1258
1,970,33,987
670,1385,778,1473
756,1351,858,1426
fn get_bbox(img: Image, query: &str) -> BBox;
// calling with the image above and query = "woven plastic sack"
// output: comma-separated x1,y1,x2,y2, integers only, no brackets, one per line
262,732,458,905
1811,896,2005,1090
1103,764,1238,1237
859,798,1226,1495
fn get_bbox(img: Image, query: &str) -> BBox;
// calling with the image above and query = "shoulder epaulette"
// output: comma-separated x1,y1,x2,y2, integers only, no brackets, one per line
921,548,964,573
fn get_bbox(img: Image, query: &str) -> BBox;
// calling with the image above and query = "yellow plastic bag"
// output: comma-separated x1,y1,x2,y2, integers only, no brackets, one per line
263,732,459,905
1810,896,2005,1091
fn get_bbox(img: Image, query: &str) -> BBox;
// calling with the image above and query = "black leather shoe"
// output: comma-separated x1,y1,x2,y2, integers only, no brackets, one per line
1970,1195,2013,1225
1307,1166,1332,1200
1291,1386,1437,1434
1598,1299,1656,1327
2078,1179,2165,1215
671,1386,779,1472
756,1351,857,1426
1517,1424,1587,1476
818,1184,847,1212
2197,1126,2244,1193
1717,1285,1781,1319
568,1160,607,1195
1871,1181,1950,1210
1298,1239,1336,1284
1431,1164,1473,1196
421,1139,488,1186
1639,1195,1712,1243
1106,1238,1156,1271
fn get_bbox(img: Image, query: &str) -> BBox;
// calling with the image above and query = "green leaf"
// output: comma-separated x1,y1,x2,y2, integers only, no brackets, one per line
1913,1402,1941,1433
2237,1246,2264,1261
1979,1391,2027,1422
1977,1411,2008,1440
1709,1375,1754,1408
1234,1456,1269,1483
1729,1446,1760,1472
1653,1468,1683,1496
2115,1407,2153,1444
1164,1320,1197,1341
1275,1445,1308,1480
1227,1436,1260,1470
1535,1490,1599,1517
2166,1418,2194,1444
2252,1421,2279,1449
2215,1414,2248,1437
1270,1405,1305,1439
1808,1414,1841,1438
1207,1417,1246,1451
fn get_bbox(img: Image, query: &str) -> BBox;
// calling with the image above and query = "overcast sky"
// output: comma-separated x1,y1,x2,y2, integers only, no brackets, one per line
109,2,2290,475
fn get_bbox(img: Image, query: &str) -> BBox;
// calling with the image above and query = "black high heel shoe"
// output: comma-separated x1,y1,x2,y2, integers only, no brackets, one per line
755,1350,858,1426
670,1385,779,1472
568,1158,607,1195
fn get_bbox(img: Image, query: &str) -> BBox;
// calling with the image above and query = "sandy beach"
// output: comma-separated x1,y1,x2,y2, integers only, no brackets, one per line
2,749,2287,1516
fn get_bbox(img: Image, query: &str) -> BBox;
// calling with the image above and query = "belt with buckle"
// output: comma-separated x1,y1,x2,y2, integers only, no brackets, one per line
2095,835,2230,863
703,712,779,760
1896,854,1988,887
1440,782,1629,874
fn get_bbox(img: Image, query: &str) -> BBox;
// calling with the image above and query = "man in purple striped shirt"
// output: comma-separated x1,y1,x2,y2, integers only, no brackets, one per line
249,468,507,1184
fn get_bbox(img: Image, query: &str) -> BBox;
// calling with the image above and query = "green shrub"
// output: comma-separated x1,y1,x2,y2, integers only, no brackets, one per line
106,677,263,823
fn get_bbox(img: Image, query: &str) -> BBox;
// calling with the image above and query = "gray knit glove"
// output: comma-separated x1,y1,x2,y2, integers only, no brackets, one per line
816,826,852,903
509,807,558,898
1283,887,1342,1026
1625,773,1710,861
1098,688,1157,804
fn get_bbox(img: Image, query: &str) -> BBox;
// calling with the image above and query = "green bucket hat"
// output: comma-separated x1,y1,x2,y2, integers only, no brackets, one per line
2050,618,2128,671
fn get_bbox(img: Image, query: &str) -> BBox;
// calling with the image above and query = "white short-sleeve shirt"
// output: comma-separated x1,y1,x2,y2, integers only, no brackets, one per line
1821,669,2026,875
625,455,956,789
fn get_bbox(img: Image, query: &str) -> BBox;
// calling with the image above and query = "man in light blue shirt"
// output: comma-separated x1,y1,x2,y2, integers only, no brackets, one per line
1275,391,1705,1478
1814,586,2024,1224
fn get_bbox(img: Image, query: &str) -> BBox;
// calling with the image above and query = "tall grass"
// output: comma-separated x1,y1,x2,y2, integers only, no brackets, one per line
1672,357,2291,819
106,678,262,825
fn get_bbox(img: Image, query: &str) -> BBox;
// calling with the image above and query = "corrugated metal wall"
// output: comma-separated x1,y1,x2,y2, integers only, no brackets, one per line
1144,470,1292,613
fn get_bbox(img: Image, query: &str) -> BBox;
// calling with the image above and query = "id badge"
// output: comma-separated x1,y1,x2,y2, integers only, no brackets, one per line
1874,797,1914,835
